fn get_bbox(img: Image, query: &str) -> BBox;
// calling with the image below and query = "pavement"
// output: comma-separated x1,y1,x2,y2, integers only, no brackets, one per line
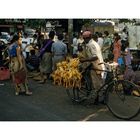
0,79,140,121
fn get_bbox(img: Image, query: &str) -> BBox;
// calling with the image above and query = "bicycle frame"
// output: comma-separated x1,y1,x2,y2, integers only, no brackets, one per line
83,62,123,101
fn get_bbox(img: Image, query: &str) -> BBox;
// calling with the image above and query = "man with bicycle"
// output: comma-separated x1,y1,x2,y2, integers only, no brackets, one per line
79,31,105,95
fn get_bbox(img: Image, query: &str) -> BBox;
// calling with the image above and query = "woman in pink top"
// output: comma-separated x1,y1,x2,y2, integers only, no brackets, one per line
113,33,121,63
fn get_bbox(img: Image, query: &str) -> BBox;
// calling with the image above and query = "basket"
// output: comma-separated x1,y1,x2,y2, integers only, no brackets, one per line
0,67,10,81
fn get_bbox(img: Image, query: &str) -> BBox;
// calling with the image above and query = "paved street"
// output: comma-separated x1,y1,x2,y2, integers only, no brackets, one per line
0,79,140,121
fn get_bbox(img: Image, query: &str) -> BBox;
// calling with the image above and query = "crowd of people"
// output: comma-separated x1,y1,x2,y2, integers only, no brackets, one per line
0,28,140,97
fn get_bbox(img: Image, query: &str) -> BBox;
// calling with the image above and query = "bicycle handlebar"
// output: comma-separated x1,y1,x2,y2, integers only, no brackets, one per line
98,62,118,67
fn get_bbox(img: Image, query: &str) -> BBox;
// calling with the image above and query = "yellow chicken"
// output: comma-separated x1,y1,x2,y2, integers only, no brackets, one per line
52,58,82,88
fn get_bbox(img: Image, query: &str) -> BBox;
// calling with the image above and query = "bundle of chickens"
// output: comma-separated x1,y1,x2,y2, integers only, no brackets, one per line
51,58,82,89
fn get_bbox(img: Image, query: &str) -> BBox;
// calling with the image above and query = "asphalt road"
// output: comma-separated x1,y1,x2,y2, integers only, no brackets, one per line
0,79,140,121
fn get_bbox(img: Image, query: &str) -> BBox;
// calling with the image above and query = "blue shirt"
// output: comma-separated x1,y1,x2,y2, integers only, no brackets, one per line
51,40,67,56
8,43,18,57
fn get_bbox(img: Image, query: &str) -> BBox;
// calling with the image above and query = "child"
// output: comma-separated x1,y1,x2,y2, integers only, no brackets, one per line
26,48,40,71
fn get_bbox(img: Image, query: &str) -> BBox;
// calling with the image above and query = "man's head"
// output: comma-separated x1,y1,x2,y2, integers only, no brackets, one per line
11,35,22,46
104,31,109,37
33,34,37,39
57,33,63,41
114,33,121,41
24,33,28,38
92,34,98,42
49,31,55,40
82,31,92,44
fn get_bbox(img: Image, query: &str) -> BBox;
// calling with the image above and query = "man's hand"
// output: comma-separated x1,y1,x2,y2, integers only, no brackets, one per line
80,56,98,63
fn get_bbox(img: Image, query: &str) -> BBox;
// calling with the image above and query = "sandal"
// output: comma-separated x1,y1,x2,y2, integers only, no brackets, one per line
15,92,19,96
38,79,46,84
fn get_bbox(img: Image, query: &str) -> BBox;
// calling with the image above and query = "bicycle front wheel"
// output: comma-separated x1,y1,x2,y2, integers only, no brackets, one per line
66,74,93,103
106,80,140,120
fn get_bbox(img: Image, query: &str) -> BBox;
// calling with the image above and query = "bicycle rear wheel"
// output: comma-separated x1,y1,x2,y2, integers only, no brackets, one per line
106,80,140,120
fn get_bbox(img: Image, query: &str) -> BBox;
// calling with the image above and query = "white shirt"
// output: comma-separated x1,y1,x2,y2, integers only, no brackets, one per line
72,37,78,55
87,39,105,78
73,37,77,46
97,37,104,48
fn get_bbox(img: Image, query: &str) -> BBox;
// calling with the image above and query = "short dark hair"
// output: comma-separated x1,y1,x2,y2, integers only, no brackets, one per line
11,35,19,44
33,34,37,38
92,34,98,41
24,33,28,37
73,33,77,38
114,33,121,40
98,32,102,37
104,31,109,36
114,33,118,37
57,34,63,40
49,31,55,39
125,41,129,47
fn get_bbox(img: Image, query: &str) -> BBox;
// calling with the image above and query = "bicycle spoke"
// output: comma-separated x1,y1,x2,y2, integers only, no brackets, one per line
106,80,140,120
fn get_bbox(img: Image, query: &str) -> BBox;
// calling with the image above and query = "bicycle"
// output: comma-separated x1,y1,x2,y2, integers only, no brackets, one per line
66,62,140,120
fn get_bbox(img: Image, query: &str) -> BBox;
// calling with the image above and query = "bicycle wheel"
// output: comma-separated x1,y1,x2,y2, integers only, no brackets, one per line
105,80,140,120
66,73,93,103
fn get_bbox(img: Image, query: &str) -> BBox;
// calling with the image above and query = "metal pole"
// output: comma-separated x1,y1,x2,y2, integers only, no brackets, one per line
68,19,73,55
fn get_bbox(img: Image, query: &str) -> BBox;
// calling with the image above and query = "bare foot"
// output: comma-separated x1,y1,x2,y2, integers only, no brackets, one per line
15,92,19,96
38,80,46,84
25,91,32,95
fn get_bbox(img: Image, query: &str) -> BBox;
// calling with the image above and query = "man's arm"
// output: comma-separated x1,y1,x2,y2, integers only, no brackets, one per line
80,56,98,63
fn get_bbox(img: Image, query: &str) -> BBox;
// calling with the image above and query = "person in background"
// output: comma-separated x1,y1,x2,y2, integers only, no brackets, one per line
121,28,128,41
92,34,98,42
9,32,14,41
51,33,67,71
123,41,133,68
37,31,44,49
21,33,31,60
26,48,40,72
8,35,32,95
77,33,84,44
32,34,38,45
38,31,55,84
102,31,112,61
97,32,104,48
72,33,78,57
123,68,140,96
113,33,122,63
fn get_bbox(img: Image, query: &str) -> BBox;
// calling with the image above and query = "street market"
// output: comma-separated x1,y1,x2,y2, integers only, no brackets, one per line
0,19,140,120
